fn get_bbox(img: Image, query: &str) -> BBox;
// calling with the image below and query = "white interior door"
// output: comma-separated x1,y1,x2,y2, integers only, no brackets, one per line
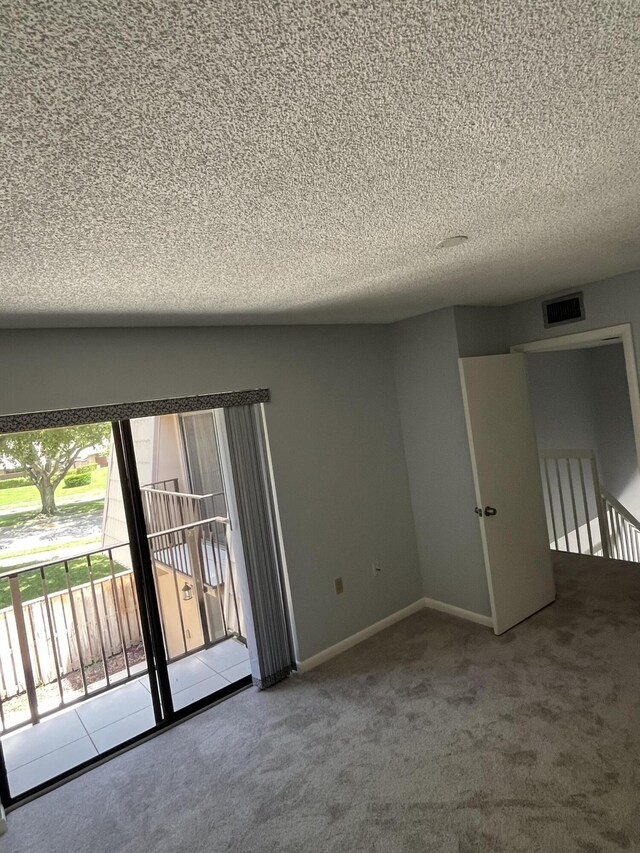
459,353,555,634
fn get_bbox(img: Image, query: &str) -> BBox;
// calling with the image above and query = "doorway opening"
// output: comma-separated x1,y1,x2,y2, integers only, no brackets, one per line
459,323,640,636
513,324,640,565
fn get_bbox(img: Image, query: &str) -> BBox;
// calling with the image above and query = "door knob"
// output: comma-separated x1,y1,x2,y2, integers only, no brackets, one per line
484,506,497,517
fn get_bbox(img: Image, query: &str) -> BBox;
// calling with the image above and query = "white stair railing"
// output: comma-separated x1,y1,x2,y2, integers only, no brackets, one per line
601,489,640,563
540,449,640,564
539,450,610,558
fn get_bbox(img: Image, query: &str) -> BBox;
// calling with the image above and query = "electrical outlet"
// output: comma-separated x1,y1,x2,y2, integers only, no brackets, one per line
334,577,344,595
372,562,382,577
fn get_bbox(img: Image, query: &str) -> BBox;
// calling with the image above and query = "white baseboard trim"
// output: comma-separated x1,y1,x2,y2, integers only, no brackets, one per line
423,596,493,628
296,599,425,673
0,804,7,836
296,596,492,672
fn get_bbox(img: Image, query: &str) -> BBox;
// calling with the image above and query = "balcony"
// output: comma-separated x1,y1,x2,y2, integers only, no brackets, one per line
2,637,250,796
0,500,248,798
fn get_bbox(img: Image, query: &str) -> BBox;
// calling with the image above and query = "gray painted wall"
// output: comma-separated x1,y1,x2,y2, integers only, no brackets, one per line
391,308,491,617
590,344,640,519
525,349,599,452
0,325,421,661
2,268,639,649
507,270,640,350
454,306,508,358
391,270,640,618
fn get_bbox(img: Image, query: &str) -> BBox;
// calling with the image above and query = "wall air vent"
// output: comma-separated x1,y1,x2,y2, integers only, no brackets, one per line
543,292,585,328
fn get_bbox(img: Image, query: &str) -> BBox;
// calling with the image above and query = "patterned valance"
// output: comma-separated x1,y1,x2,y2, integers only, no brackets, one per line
0,389,270,434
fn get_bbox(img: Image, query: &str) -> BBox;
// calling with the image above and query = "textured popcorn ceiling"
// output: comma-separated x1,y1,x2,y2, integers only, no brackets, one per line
2,1,640,327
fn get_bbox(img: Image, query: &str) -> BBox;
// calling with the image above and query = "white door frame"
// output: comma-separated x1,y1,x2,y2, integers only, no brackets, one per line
510,323,640,471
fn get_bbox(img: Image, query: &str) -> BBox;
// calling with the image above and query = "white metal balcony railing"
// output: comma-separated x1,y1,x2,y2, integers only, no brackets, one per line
0,513,244,736
539,449,640,563
147,516,243,661
140,477,226,540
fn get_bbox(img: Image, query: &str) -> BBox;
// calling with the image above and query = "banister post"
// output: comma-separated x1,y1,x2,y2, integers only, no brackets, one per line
9,576,39,725
185,528,211,647
590,457,611,559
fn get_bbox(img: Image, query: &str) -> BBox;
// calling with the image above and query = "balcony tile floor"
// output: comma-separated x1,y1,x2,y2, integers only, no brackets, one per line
1,638,250,797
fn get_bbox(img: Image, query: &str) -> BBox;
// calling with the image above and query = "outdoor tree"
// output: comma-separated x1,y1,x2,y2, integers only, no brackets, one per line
0,424,111,515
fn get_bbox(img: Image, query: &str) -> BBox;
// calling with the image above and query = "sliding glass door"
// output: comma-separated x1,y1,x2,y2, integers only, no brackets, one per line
0,407,251,805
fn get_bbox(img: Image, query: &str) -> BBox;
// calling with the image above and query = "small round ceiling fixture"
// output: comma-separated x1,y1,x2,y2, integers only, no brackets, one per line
436,235,469,249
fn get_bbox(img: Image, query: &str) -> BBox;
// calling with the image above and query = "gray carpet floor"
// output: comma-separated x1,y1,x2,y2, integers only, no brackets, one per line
3,552,639,852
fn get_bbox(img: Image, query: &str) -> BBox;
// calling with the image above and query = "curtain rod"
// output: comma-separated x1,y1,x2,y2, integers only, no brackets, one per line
0,389,270,434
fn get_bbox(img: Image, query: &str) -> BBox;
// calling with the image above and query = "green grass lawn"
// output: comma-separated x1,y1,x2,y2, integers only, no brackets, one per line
0,552,127,609
0,466,109,511
0,465,134,608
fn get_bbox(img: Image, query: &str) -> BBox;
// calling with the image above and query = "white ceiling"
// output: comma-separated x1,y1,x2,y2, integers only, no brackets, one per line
2,1,639,327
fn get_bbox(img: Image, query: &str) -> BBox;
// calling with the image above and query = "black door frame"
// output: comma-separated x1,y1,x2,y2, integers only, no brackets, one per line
111,419,173,723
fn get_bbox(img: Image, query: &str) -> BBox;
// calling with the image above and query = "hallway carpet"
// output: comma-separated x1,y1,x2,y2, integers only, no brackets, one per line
4,552,640,852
